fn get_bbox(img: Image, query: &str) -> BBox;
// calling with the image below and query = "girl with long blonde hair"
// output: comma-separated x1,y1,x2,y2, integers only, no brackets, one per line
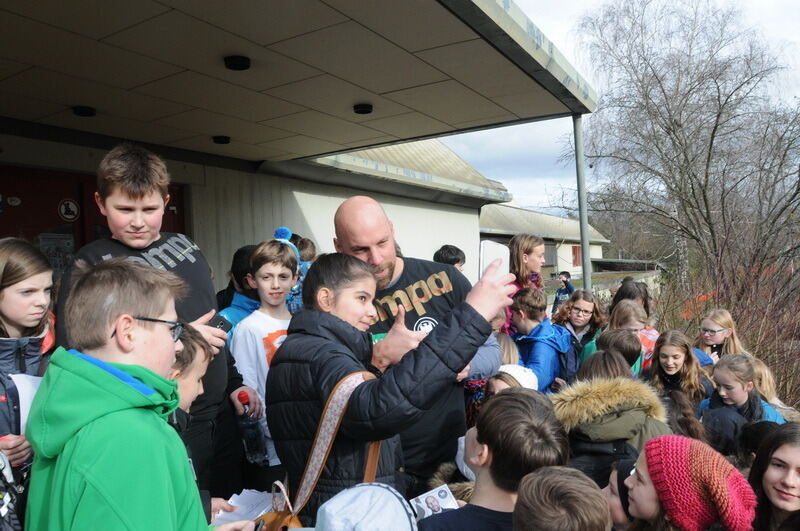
693,309,747,363
698,355,785,455
508,233,545,290
751,357,800,422
501,233,545,334
644,330,713,407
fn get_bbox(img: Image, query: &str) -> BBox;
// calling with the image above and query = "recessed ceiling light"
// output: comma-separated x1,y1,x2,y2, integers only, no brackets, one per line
72,105,96,117
224,55,251,71
212,135,231,144
353,103,373,115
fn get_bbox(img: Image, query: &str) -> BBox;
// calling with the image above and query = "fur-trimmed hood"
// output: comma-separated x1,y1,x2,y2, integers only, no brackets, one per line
551,377,670,449
429,462,474,502
552,377,666,429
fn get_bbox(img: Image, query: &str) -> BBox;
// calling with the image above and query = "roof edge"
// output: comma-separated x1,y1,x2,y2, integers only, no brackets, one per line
480,227,610,244
257,158,507,209
439,0,597,114
482,203,610,242
313,153,512,203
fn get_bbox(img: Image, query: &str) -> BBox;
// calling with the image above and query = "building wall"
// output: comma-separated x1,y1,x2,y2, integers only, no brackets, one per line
191,165,482,287
0,134,482,290
554,242,603,277
480,233,605,279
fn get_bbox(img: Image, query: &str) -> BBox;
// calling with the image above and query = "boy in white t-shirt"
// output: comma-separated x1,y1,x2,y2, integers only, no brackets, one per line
231,239,298,474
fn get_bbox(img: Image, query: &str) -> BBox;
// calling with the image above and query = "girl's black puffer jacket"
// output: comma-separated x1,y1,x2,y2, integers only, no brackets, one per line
267,305,490,525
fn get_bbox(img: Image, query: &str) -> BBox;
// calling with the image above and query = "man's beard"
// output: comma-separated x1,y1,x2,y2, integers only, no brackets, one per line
373,260,396,290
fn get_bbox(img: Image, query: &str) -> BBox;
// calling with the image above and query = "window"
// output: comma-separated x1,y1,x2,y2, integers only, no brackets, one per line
544,242,557,266
572,245,582,267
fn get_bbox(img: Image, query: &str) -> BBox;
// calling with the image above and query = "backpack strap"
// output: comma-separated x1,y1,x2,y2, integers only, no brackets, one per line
362,437,381,483
291,371,379,515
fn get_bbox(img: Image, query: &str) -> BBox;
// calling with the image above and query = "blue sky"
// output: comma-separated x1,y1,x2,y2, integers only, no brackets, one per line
440,0,800,214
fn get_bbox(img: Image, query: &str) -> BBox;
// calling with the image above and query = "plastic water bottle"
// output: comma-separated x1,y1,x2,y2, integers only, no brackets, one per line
237,391,268,467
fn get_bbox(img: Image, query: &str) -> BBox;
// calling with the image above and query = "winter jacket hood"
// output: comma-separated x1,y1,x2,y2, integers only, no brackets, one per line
28,347,179,459
551,377,669,448
698,394,786,425
286,309,374,364
429,462,474,503
516,318,572,353
219,291,261,343
514,319,575,391
224,291,260,316
314,483,418,531
25,347,207,531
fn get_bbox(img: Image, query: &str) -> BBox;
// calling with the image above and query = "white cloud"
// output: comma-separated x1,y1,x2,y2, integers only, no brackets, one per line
440,0,800,211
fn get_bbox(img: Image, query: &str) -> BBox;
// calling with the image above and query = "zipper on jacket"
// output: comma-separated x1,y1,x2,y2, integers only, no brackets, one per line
16,344,26,373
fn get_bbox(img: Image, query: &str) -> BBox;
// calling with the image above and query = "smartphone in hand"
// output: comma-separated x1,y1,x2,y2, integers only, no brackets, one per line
207,313,233,333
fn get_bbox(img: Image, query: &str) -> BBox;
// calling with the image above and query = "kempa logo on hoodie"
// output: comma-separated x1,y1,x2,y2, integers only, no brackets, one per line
101,234,201,270
372,271,454,323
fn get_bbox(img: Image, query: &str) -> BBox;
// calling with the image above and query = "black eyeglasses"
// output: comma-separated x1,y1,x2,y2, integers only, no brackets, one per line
134,316,184,342
111,317,183,341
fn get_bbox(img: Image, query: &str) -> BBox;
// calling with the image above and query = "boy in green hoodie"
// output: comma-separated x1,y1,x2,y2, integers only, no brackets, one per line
24,258,253,531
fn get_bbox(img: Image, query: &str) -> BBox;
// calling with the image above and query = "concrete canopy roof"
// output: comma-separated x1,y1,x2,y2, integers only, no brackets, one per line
481,203,610,244
0,0,596,163
312,138,512,203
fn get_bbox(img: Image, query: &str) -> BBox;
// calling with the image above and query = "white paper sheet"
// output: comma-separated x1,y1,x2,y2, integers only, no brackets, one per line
212,489,272,525
9,374,42,434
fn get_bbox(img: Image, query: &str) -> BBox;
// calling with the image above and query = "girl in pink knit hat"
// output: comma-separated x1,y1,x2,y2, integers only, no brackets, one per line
748,422,800,530
624,434,756,531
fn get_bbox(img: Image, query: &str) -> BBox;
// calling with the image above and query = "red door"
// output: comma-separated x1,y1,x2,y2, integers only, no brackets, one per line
572,245,582,267
0,165,185,281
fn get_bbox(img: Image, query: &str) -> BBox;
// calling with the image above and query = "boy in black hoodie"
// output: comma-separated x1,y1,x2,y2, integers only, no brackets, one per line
55,143,260,497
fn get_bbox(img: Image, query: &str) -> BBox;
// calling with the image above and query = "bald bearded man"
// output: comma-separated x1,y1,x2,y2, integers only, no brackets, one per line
334,196,502,496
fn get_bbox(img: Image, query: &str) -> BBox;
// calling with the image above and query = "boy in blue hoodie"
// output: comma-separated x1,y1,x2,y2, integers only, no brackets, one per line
510,288,574,392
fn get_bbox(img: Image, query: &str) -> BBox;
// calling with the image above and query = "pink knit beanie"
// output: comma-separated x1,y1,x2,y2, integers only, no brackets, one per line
644,435,756,531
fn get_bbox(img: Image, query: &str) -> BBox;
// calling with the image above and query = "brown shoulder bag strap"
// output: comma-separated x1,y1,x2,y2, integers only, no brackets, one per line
290,370,381,516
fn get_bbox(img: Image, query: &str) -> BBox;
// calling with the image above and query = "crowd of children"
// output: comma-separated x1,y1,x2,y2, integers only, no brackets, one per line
2,144,800,530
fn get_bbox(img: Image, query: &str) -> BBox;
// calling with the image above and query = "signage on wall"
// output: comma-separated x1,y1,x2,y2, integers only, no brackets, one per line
58,199,80,222
0,194,22,213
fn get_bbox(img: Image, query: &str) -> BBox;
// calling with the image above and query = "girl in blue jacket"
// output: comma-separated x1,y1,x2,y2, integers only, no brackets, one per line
698,354,785,454
510,288,573,393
